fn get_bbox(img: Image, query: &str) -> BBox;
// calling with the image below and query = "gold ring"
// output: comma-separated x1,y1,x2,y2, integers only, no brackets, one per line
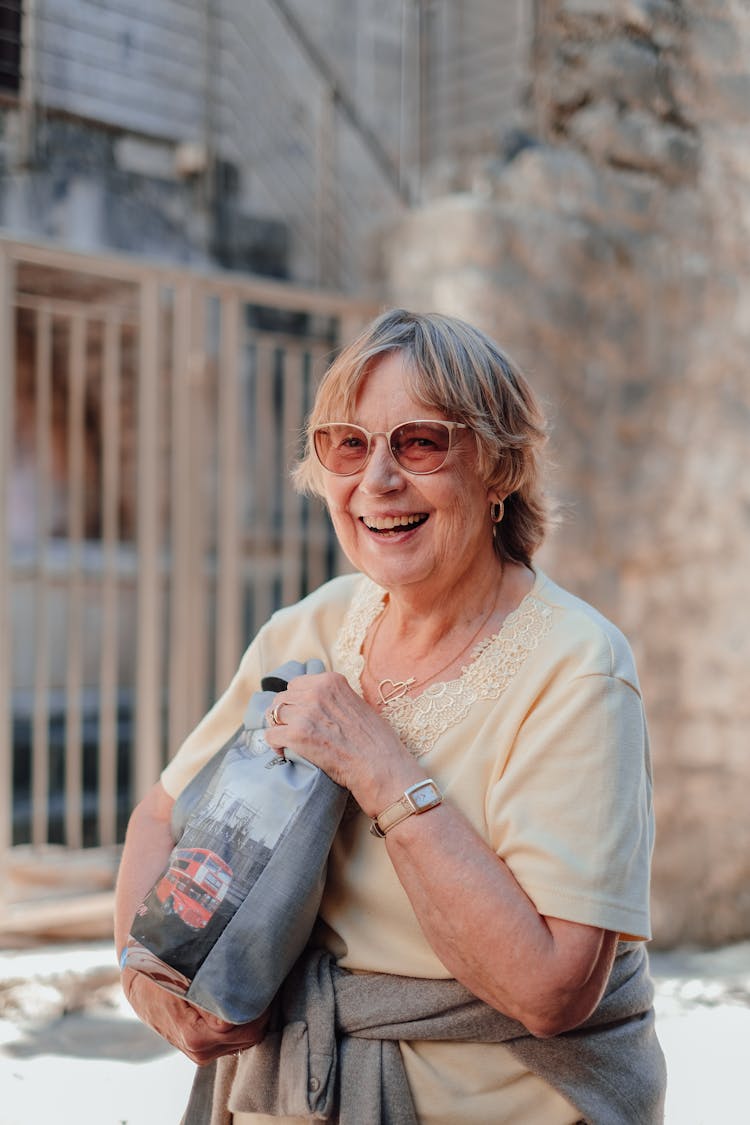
270,703,284,726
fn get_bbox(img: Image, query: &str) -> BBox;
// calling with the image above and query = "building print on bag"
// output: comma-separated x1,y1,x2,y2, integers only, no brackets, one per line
130,791,298,976
178,790,276,915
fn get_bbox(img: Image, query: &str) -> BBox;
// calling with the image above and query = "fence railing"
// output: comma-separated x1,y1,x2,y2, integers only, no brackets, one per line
0,237,374,884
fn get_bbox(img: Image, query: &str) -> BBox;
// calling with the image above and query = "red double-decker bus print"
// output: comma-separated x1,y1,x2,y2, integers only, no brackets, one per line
154,847,233,930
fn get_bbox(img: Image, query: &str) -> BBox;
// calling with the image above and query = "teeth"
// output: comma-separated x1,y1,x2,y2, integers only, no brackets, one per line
364,513,427,531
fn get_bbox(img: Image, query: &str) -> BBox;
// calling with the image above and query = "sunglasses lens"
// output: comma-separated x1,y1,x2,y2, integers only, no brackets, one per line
313,421,455,475
391,422,452,472
314,424,370,474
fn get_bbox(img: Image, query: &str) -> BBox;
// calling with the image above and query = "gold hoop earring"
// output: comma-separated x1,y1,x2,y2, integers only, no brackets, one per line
490,500,504,524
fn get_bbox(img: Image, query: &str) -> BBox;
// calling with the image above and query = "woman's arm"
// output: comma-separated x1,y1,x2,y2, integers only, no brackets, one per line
382,805,618,1037
115,781,268,1063
263,670,620,1039
114,781,177,957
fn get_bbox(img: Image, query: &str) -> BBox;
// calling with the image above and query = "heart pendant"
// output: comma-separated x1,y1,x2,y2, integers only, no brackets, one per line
378,678,415,705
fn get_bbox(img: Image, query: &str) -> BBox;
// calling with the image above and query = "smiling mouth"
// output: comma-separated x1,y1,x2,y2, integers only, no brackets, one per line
361,513,429,533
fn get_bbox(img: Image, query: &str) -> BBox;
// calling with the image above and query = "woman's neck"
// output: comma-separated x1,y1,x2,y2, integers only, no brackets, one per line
361,561,535,709
379,559,532,650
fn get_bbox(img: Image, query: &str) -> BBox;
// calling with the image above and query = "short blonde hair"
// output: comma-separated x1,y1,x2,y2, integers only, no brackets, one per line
293,308,552,566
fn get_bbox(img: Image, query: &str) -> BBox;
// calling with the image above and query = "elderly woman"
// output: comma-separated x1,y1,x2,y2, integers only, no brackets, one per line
115,309,665,1124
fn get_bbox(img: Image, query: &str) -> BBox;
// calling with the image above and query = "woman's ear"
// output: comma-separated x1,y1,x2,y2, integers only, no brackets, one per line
487,485,508,507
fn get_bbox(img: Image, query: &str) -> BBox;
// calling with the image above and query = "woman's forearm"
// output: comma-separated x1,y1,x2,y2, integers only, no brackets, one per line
383,800,617,1037
114,781,176,957
244,669,617,1036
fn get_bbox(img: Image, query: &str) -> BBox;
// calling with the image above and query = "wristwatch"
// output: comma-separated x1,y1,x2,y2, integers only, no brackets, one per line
370,779,443,838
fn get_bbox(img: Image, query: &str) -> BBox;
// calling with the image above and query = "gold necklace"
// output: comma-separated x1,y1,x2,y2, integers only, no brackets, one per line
367,598,499,707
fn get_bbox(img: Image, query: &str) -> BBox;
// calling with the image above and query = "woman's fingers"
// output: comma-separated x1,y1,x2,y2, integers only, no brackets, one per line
261,672,409,799
123,970,268,1064
263,673,355,757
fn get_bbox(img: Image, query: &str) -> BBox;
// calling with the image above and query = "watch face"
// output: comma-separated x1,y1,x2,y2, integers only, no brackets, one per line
412,783,438,808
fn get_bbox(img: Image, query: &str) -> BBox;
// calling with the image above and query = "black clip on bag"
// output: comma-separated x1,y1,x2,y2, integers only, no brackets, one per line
123,659,349,1024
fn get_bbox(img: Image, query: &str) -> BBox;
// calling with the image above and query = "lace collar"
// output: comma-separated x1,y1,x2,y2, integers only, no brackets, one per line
334,576,554,758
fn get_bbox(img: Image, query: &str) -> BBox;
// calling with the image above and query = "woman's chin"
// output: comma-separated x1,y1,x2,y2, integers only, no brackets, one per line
355,551,435,594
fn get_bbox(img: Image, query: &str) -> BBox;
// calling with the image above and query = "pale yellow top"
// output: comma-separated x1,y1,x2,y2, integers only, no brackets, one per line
161,569,654,1125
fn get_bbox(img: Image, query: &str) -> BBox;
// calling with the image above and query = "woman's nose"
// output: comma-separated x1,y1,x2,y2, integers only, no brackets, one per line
359,435,404,493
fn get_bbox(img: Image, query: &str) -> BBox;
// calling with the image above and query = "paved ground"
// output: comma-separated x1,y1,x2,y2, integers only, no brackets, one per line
1,940,749,1124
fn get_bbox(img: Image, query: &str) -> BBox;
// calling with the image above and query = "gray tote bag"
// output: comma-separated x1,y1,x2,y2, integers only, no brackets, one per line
124,659,349,1024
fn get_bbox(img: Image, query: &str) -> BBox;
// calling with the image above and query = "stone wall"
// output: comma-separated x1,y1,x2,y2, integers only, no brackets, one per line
382,0,750,946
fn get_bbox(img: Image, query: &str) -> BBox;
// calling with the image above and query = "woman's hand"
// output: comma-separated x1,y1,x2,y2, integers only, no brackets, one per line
122,969,269,1064
262,671,424,817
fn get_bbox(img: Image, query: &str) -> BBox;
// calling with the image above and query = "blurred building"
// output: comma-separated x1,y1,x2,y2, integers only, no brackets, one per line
0,0,531,289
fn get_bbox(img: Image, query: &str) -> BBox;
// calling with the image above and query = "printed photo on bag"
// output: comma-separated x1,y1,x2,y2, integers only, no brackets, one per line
127,725,310,993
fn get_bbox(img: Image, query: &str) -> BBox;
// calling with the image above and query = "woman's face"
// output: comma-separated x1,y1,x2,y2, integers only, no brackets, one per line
321,351,499,602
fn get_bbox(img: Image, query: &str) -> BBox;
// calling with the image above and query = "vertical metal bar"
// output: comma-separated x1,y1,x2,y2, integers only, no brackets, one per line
251,335,276,631
331,313,367,577
242,327,259,637
168,282,189,754
215,294,242,692
134,278,162,800
188,292,209,728
240,325,254,636
31,306,51,845
168,281,201,753
64,312,86,849
280,343,305,608
98,311,121,845
0,248,16,861
304,344,331,595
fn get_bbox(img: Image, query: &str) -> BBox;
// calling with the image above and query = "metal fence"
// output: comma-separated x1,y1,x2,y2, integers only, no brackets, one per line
0,237,373,878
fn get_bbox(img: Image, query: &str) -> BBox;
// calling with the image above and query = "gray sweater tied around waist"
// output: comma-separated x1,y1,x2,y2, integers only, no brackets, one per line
182,940,666,1125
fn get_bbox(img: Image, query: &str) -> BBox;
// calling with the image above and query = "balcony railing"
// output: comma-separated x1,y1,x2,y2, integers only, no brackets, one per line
0,236,373,931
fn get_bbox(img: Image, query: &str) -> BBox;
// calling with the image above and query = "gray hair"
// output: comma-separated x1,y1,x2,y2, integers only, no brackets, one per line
293,308,553,566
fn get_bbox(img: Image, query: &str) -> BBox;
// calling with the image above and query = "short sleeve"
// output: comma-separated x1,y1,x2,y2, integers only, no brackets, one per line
160,628,265,799
487,668,654,939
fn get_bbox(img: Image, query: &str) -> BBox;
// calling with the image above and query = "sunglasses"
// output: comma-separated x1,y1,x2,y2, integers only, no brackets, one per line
312,419,468,476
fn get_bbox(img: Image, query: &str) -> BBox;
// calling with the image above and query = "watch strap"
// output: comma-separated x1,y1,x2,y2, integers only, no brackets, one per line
370,779,443,838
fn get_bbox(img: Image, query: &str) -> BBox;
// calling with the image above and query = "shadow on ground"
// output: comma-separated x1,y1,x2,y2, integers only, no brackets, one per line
5,1005,174,1062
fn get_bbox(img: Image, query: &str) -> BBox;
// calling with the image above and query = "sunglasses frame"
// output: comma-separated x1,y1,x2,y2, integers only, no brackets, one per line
312,419,469,476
